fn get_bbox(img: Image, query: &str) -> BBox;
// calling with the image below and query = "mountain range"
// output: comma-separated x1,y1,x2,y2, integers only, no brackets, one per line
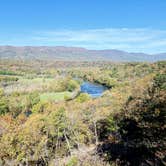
0,46,166,62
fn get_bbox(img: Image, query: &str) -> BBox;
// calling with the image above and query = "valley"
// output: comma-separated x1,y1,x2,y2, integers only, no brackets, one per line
0,59,165,165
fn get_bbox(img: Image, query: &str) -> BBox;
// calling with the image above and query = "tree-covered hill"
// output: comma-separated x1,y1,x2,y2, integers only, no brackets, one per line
0,46,166,62
0,60,165,165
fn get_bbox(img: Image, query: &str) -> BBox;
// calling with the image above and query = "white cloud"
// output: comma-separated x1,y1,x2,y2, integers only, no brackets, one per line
2,28,166,53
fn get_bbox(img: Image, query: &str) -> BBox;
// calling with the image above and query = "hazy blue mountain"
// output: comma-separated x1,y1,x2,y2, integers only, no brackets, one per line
0,46,165,62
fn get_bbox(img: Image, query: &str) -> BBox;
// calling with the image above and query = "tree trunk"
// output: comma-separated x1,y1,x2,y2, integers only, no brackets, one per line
64,129,72,155
93,120,98,145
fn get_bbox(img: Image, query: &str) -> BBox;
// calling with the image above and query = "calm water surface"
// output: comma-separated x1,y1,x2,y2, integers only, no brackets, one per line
80,81,107,98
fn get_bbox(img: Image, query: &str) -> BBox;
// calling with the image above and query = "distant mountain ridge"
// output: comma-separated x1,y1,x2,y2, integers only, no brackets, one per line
0,46,165,62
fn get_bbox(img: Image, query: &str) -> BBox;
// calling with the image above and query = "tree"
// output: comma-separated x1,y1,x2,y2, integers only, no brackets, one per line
76,93,90,103
104,74,166,165
0,99,9,115
0,89,9,115
67,80,79,92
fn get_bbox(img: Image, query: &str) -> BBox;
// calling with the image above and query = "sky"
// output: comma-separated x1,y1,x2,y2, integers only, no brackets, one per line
0,0,166,53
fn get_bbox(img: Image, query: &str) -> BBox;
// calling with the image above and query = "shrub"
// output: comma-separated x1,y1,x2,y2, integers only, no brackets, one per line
66,156,78,166
67,80,79,92
76,93,90,103
154,73,166,90
0,98,9,115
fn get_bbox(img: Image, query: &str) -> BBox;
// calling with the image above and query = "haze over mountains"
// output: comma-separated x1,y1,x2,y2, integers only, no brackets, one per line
0,46,165,62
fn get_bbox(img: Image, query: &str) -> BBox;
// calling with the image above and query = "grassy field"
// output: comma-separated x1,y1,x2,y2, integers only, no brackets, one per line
3,77,56,94
40,91,73,102
19,77,54,84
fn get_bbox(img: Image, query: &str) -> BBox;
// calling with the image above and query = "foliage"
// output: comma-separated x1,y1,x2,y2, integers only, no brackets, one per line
153,73,166,90
0,75,18,82
0,98,9,115
102,73,166,165
0,89,9,115
0,60,165,165
66,156,78,166
76,93,91,103
67,80,79,92
31,101,46,113
0,70,18,76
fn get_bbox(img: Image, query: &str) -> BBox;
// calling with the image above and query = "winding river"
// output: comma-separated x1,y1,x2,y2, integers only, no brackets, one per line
80,81,107,98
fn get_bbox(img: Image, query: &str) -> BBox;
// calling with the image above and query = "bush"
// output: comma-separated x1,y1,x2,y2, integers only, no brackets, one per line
0,76,18,82
66,156,78,166
0,98,9,115
154,73,166,90
28,92,40,106
67,80,79,92
32,101,45,113
76,93,90,103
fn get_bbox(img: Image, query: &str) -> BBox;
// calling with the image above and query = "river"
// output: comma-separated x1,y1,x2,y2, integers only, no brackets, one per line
80,81,107,98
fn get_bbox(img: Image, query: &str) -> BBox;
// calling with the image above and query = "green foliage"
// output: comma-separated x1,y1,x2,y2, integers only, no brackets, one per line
0,70,17,75
0,88,9,115
97,116,117,141
28,92,40,106
156,61,166,70
0,98,9,115
0,76,18,82
154,73,166,90
45,107,67,137
0,88,5,97
67,80,79,92
66,156,78,166
76,93,91,103
31,101,45,113
20,92,40,114
64,94,71,101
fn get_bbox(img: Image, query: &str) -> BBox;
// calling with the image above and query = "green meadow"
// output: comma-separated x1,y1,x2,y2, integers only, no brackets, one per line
40,91,73,102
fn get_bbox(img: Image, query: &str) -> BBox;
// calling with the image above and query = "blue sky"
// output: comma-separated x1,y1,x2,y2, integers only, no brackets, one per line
0,0,166,53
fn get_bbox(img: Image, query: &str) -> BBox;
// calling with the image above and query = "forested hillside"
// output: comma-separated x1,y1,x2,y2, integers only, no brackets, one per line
0,46,166,62
0,60,165,165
